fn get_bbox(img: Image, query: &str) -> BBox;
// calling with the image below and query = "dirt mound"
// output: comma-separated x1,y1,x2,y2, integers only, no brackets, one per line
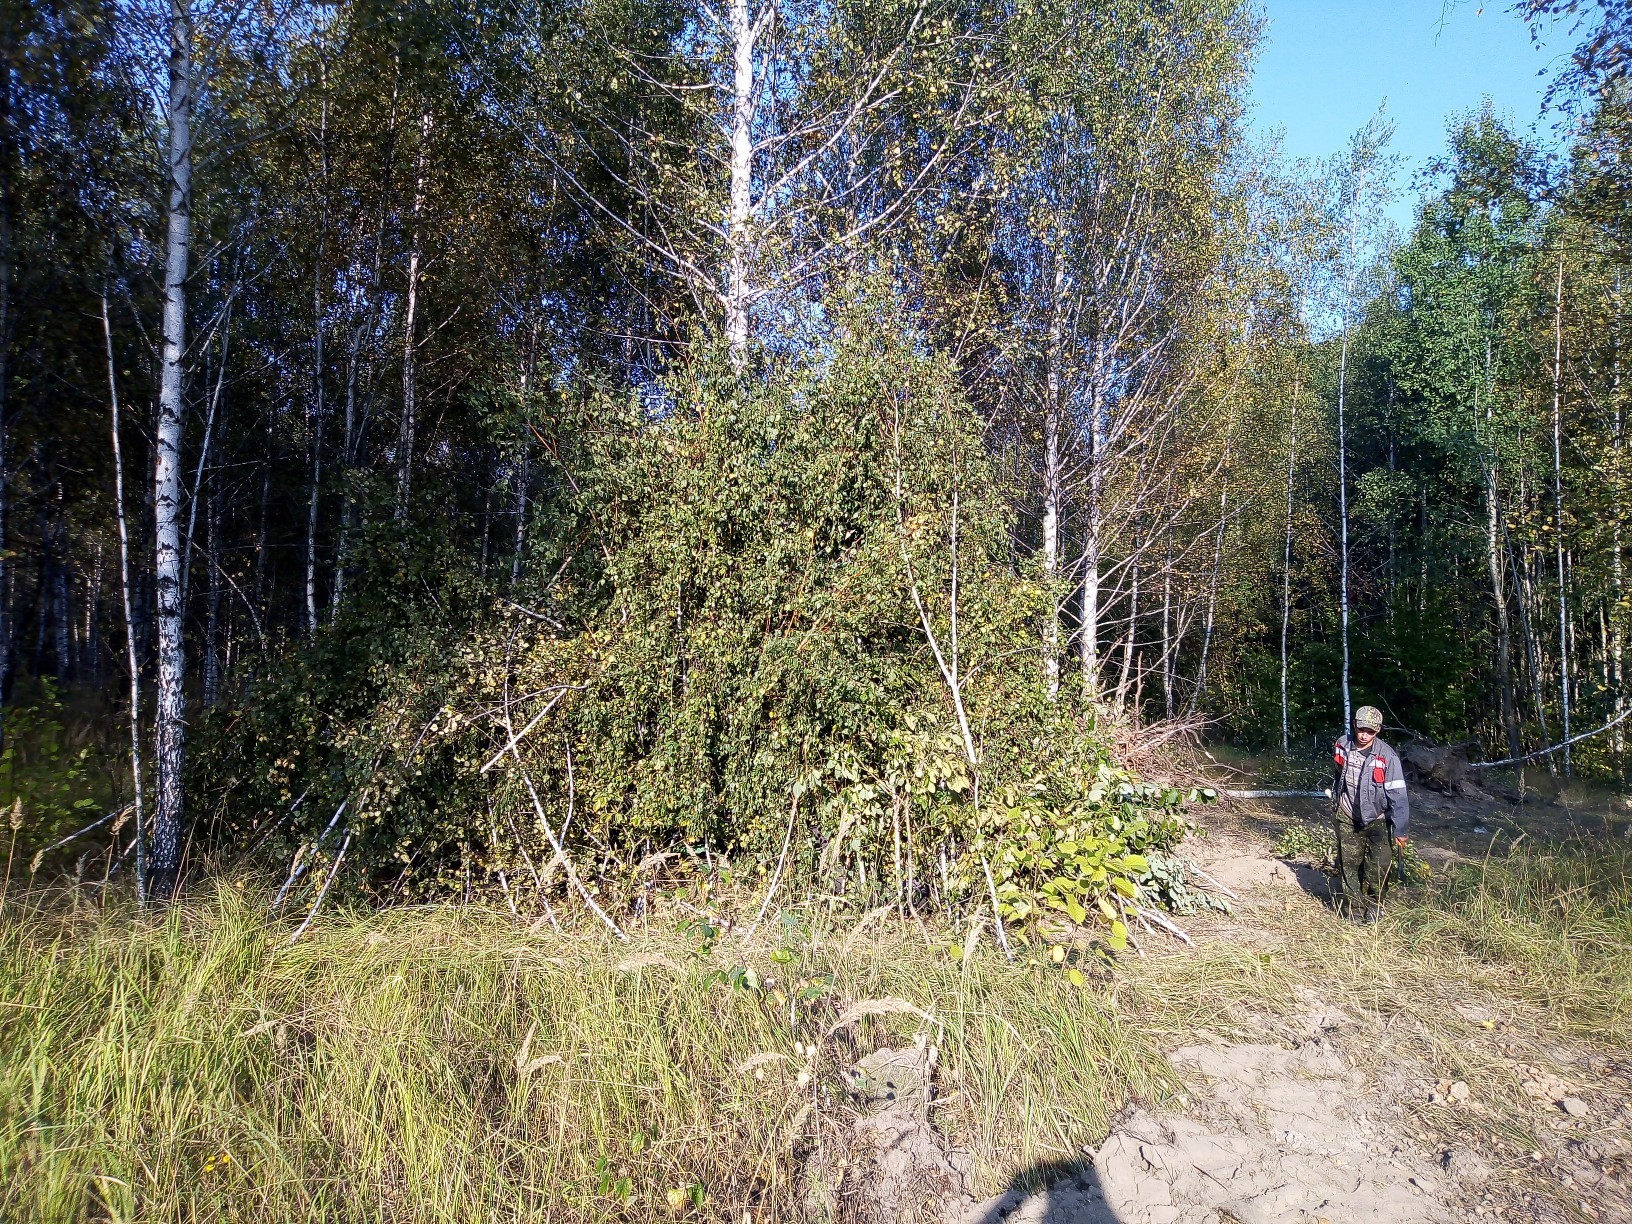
1195,853,1301,896
1399,742,1471,794
806,1037,974,1224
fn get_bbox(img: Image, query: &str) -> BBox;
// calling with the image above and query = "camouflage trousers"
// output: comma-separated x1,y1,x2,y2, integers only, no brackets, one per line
1332,813,1394,911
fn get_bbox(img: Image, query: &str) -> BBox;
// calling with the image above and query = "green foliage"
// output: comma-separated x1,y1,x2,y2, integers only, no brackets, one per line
0,682,115,866
979,762,1196,944
198,303,1194,938
1396,838,1434,888
1274,821,1329,865
1134,851,1231,917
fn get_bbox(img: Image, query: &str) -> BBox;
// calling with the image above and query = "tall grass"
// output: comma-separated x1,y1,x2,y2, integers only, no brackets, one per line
8,838,1626,1222
1400,838,1632,1045
0,883,1168,1223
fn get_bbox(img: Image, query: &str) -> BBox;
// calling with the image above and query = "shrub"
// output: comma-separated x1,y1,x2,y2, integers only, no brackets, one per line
196,301,1194,939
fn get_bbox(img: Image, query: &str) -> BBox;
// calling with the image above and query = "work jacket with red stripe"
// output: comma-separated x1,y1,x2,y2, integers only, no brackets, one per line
1331,733,1411,836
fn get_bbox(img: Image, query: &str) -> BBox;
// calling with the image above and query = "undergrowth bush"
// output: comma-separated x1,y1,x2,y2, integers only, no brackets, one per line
195,300,1198,941
0,680,120,878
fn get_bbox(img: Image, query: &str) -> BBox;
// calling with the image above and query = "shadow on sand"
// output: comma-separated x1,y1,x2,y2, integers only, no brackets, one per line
958,1156,1123,1224
1284,858,1335,906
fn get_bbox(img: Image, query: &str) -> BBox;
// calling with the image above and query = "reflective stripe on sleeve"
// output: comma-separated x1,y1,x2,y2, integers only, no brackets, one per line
1384,779,1407,790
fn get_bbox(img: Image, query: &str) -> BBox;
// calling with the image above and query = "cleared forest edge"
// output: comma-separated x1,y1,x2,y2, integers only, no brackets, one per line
3,802,1629,1223
8,2,1632,1218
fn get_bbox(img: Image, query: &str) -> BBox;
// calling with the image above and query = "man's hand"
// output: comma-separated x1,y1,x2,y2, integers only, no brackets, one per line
1394,836,1408,849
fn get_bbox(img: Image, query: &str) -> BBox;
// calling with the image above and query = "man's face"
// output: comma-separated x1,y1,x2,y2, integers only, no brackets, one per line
1355,727,1378,749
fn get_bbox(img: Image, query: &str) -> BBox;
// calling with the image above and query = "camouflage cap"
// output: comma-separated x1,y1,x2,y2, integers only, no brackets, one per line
1354,705,1384,732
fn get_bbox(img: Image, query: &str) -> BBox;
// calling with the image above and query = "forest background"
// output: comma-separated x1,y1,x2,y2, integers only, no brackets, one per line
2,0,1630,918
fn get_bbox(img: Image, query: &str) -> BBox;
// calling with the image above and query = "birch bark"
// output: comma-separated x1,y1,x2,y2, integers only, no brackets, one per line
396,109,431,518
1336,294,1354,731
1550,252,1572,774
724,0,762,364
1078,439,1102,700
1189,469,1228,717
105,296,147,904
150,0,193,900
1160,531,1174,719
1280,383,1298,754
1481,339,1521,765
1487,468,1521,763
1041,261,1064,698
1613,276,1625,760
1116,540,1138,711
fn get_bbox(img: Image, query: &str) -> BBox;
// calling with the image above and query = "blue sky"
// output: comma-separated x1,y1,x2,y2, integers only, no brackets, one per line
1247,0,1567,229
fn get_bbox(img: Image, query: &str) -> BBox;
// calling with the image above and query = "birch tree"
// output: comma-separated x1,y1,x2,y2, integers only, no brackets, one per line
149,0,193,900
1382,111,1539,761
496,0,998,368
1322,112,1396,732
984,0,1256,702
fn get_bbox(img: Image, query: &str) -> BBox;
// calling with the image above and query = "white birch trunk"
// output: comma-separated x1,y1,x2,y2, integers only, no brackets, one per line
1613,278,1625,759
1512,524,1559,775
1487,468,1522,763
1481,339,1522,765
396,109,431,518
724,0,760,363
1041,263,1064,698
1280,396,1297,755
1079,457,1102,700
1336,315,1353,731
105,296,147,904
511,457,530,586
1550,252,1572,774
1189,473,1228,717
150,0,192,900
1161,532,1174,720
1116,542,1138,711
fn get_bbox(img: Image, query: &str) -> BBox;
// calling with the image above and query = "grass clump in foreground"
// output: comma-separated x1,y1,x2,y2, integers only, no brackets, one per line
0,882,1169,1224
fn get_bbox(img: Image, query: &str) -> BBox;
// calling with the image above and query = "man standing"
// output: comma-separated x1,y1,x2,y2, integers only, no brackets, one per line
1331,704,1410,921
